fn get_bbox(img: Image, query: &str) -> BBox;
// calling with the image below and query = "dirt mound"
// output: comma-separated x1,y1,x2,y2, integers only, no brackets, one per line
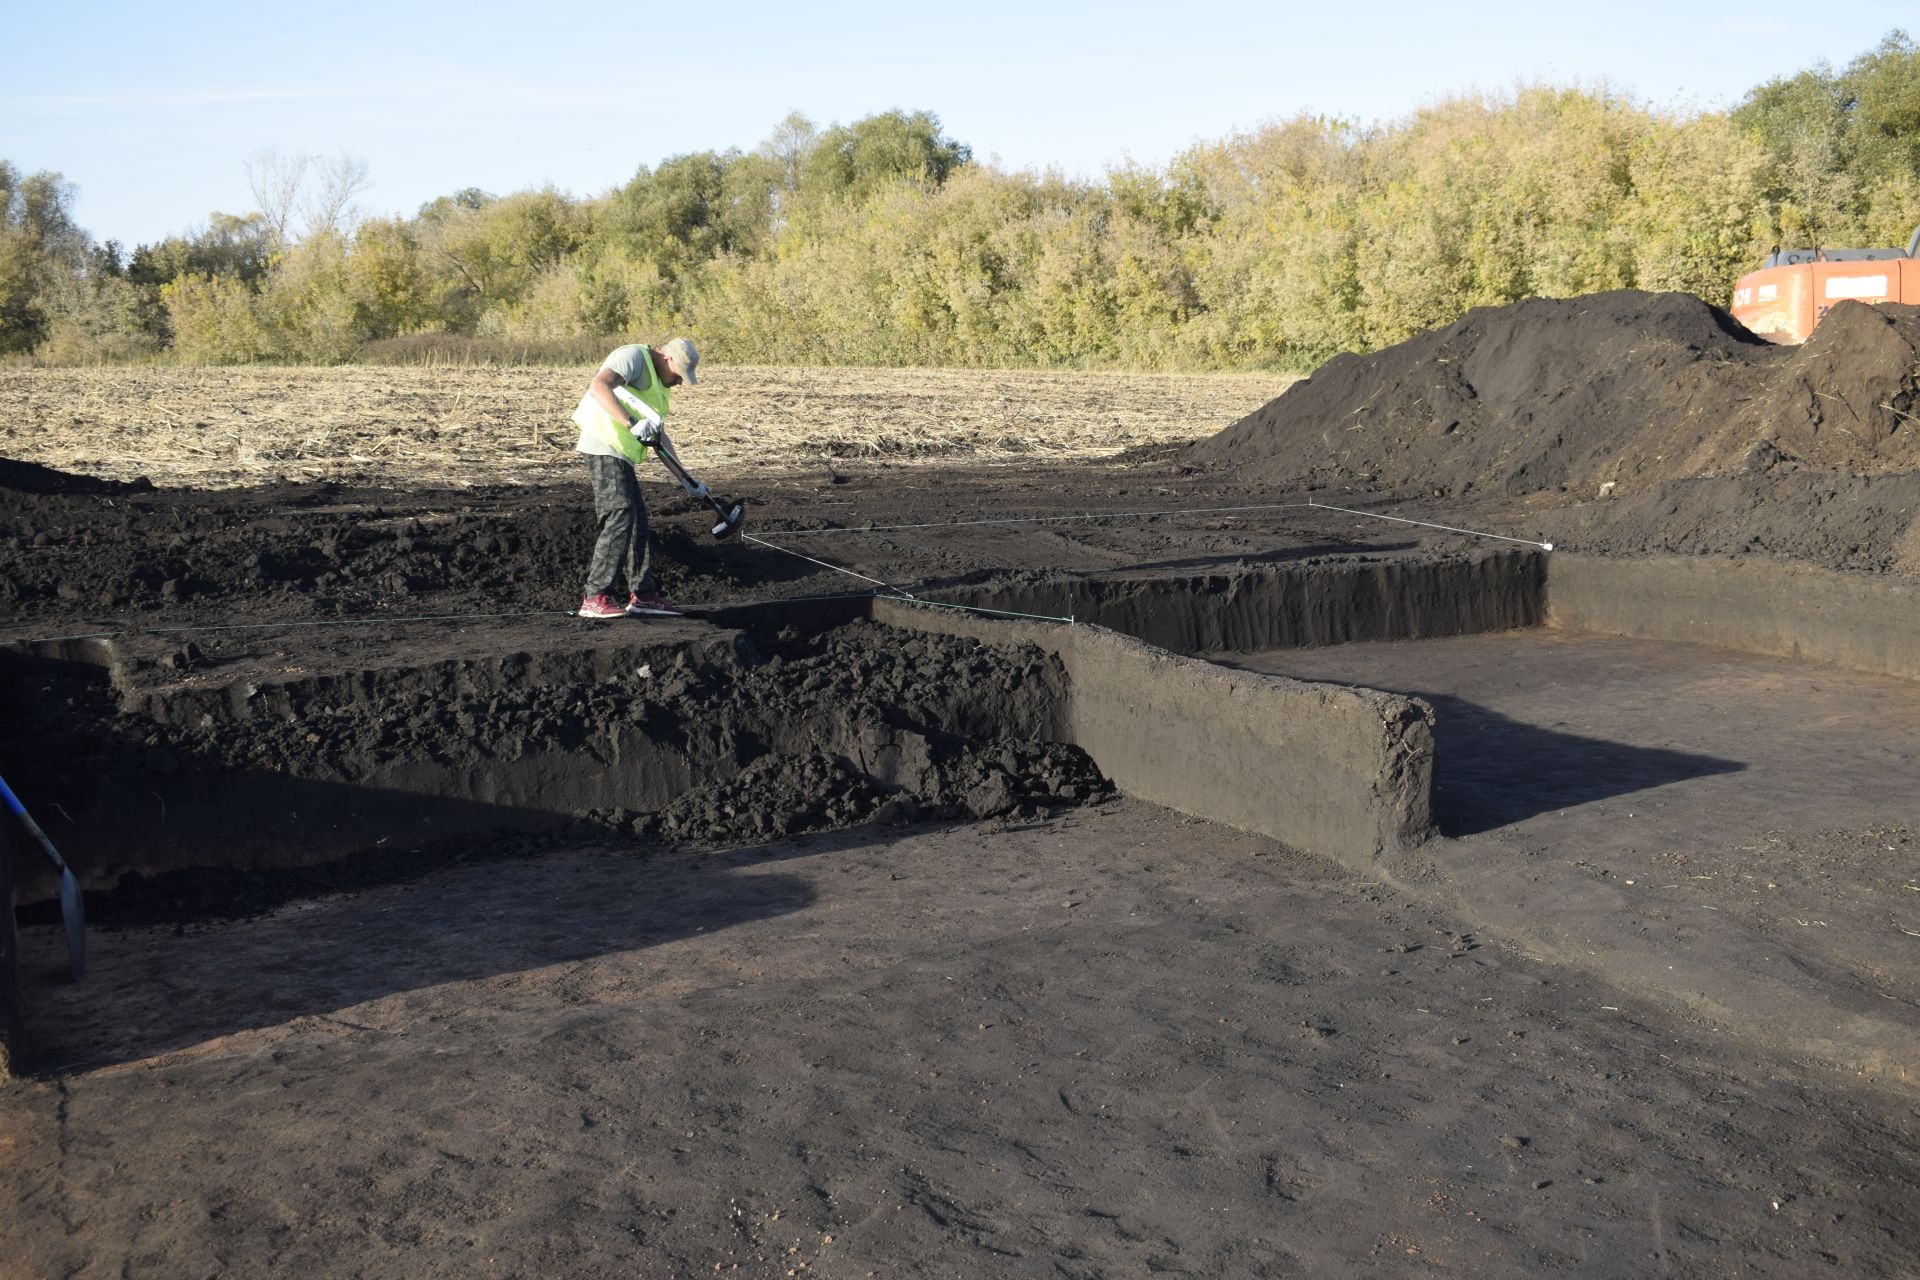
1188,293,1920,499
1545,467,1920,572
1752,301,1920,468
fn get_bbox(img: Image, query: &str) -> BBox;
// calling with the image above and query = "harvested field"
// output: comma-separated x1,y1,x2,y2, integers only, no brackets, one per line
6,296,1920,1276
0,364,1299,490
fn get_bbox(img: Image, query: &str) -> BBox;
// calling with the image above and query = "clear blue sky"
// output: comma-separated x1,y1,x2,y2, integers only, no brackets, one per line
4,0,1912,248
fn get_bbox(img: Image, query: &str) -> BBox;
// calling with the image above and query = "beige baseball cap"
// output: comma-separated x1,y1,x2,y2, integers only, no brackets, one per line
659,336,700,384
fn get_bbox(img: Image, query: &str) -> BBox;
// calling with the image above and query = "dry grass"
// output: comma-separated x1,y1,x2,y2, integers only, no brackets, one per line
0,364,1298,488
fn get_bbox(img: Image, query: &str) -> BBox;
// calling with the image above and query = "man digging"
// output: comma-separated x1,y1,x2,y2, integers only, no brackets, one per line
570,337,701,619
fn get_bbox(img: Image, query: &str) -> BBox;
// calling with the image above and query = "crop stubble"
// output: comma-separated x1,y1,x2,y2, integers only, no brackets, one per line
0,364,1298,489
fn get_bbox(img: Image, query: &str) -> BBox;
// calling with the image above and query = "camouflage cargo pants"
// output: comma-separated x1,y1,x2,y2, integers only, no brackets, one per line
582,454,655,597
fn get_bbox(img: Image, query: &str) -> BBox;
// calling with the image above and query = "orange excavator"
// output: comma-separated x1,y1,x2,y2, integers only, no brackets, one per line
1730,222,1920,342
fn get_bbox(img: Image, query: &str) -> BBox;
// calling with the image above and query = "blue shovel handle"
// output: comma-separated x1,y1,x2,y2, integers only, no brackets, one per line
0,773,68,874
0,772,85,980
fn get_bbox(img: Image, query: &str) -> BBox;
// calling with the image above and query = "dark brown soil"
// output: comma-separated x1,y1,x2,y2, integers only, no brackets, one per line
1190,293,1920,491
1185,293,1920,572
1220,628,1920,1076
7,804,1918,1278
0,462,1425,626
5,618,1106,922
0,452,1446,924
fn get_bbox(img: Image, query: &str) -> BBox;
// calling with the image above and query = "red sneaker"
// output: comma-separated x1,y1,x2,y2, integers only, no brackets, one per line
627,592,684,617
577,593,626,619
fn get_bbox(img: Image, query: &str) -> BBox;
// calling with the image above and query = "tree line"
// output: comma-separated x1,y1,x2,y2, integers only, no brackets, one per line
4,33,1918,372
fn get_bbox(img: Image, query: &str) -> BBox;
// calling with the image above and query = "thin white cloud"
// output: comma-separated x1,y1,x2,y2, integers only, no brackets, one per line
4,78,640,116
5,86,413,109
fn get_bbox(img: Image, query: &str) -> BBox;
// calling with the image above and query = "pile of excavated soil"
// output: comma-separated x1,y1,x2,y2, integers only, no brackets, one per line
1186,293,1920,569
0,458,146,497
1190,293,1920,494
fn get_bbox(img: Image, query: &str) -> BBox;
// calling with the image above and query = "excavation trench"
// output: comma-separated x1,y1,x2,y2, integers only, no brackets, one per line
7,552,1552,917
1,618,1103,920
20,542,1910,912
892,548,1920,1083
7,547,1919,1080
30,541,1904,909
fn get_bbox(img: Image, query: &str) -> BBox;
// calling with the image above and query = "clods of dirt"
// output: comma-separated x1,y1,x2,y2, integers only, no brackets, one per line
5,622,1109,919
1190,293,1920,495
1186,292,1920,569
600,738,1104,847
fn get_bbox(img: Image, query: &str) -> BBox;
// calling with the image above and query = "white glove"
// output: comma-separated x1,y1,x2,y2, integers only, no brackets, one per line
613,385,663,443
689,479,710,500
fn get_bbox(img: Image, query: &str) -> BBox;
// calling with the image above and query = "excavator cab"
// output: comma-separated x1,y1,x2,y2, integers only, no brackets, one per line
1730,223,1920,343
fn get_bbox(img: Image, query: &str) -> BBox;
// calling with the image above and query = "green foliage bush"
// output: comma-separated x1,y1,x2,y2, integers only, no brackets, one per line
0,162,86,355
6,38,1920,370
1733,31,1920,249
160,271,276,363
35,248,161,365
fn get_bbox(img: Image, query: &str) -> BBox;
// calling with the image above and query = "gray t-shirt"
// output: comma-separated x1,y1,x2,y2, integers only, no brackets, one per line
601,344,654,386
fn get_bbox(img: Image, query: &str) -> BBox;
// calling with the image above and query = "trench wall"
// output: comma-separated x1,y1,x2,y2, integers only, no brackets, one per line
0,632,731,899
928,548,1545,654
1,822,19,1082
1546,554,1920,681
2,622,1074,902
874,599,1436,868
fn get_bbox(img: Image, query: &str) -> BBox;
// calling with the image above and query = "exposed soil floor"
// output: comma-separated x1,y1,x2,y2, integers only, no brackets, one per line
1215,629,1920,1074
8,801,1919,1278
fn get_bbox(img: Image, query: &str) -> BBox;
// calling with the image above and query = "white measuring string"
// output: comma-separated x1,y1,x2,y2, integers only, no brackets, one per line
754,498,1553,551
7,503,1544,647
763,501,1319,536
740,532,919,598
1304,501,1553,550
893,598,1076,624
